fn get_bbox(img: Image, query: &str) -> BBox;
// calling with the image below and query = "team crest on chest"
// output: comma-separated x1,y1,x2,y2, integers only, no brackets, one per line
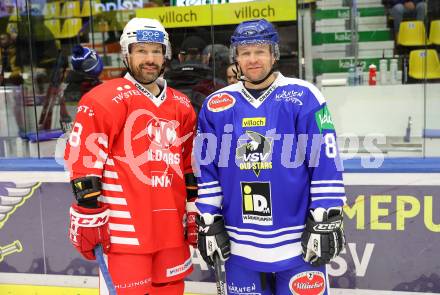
146,118,177,148
207,93,236,112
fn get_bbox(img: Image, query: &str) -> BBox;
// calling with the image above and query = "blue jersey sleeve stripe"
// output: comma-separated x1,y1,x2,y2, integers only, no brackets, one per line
198,186,222,195
225,224,305,236
229,236,301,249
227,231,301,245
195,202,221,214
226,228,304,239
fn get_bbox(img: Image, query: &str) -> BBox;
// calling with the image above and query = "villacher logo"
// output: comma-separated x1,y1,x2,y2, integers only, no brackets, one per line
289,271,325,295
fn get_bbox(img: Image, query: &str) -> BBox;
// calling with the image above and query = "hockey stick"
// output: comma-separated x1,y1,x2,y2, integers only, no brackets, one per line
213,253,226,295
94,245,117,295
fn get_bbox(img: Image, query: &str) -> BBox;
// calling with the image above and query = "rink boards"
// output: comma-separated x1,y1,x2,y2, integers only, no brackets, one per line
0,161,439,294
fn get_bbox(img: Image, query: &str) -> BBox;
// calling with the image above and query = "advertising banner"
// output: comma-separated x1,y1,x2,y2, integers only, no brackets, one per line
0,180,439,293
136,0,297,28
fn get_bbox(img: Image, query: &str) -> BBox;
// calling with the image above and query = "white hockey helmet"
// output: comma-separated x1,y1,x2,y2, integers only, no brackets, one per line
120,18,171,59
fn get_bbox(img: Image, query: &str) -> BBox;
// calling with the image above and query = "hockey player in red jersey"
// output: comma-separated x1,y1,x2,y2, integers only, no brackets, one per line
64,18,197,295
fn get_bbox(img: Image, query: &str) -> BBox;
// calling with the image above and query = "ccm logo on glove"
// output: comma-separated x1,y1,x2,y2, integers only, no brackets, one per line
313,220,341,232
70,209,110,227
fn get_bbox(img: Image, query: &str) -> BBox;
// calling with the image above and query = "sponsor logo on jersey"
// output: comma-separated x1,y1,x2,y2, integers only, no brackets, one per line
146,149,180,164
274,89,304,105
315,105,334,133
236,131,272,177
150,171,173,187
115,277,152,290
146,118,178,148
166,257,192,277
112,84,141,104
207,93,235,112
77,105,95,117
241,182,272,226
134,82,167,106
242,117,266,127
227,282,259,294
240,83,277,109
173,94,191,108
289,271,325,295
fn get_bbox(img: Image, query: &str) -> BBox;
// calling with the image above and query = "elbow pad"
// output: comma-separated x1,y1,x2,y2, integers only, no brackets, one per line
185,173,198,201
71,176,101,208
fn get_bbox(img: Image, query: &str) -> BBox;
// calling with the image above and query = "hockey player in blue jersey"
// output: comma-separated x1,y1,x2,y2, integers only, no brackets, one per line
194,19,346,294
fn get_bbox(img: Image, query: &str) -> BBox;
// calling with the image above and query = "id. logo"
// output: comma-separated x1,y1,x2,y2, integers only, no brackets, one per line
241,182,272,226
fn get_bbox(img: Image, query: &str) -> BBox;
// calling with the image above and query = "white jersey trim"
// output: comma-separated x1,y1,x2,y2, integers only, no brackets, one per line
109,223,135,232
124,73,168,108
238,73,283,109
225,224,304,235
94,161,103,169
310,187,345,194
231,240,302,263
198,186,222,195
99,196,127,205
196,195,222,207
311,196,347,202
110,236,140,245
227,231,302,245
198,181,219,187
102,183,123,192
311,180,344,185
103,171,118,179
109,210,131,218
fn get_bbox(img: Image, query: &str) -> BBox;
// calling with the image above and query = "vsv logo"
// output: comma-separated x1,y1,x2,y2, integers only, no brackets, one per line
236,131,273,177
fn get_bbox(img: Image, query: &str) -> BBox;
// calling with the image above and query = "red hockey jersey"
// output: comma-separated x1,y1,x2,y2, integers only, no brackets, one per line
64,73,196,254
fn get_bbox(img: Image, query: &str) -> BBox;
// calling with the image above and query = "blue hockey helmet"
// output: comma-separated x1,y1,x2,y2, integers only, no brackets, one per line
230,19,280,62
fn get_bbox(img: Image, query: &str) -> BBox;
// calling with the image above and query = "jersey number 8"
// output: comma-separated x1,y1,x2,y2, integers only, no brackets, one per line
324,133,337,158
69,123,83,147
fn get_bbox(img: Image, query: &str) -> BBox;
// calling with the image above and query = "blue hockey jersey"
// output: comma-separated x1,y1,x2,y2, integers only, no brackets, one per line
195,73,346,272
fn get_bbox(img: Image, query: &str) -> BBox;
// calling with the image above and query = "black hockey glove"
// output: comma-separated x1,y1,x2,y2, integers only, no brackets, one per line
196,214,231,266
301,207,345,266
